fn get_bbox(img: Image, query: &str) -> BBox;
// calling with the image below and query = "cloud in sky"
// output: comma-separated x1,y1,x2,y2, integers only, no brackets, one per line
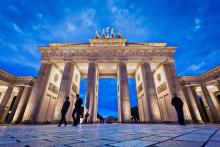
187,62,205,72
1,0,220,116
1,0,219,76
12,23,23,34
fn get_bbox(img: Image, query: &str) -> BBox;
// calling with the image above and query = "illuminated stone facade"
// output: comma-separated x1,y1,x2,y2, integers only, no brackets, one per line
180,66,220,123
0,37,219,124
0,69,35,124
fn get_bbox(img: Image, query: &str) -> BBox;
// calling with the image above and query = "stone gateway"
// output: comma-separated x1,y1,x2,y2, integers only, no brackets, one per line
0,34,220,124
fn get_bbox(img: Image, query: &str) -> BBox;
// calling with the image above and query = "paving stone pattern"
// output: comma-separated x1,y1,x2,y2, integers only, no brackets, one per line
0,124,219,147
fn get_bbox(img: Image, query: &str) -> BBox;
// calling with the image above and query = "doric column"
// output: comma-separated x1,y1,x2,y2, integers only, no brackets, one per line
208,88,220,117
141,62,161,122
53,62,74,121
0,85,13,122
6,87,24,123
117,62,131,123
201,85,220,122
182,86,203,123
22,63,52,123
217,80,220,91
84,62,99,123
163,62,192,122
137,97,145,122
191,87,208,122
12,86,32,123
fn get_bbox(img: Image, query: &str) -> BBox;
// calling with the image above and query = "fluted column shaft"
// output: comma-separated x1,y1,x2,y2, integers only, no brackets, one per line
191,88,208,122
183,86,203,123
12,86,32,123
201,85,220,122
141,62,161,122
6,87,24,123
163,62,192,121
22,63,52,123
117,62,131,123
85,63,98,123
53,63,74,121
0,85,13,122
217,80,220,91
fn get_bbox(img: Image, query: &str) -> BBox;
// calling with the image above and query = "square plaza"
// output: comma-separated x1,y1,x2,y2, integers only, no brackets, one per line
0,124,220,147
1,1,220,147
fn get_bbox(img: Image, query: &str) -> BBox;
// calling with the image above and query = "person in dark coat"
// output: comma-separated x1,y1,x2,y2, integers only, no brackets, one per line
58,96,70,127
171,93,185,125
72,94,83,126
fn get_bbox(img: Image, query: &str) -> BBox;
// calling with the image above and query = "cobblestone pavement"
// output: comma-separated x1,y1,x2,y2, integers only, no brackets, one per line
0,124,220,147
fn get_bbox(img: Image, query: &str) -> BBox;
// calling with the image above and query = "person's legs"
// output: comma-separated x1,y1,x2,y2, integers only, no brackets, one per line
85,112,89,124
72,109,76,126
76,111,80,125
73,110,80,126
58,119,62,127
177,109,185,125
85,117,87,124
64,114,67,126
58,113,65,126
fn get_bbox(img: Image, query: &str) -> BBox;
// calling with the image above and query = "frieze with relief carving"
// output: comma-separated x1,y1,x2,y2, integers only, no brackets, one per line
41,49,174,62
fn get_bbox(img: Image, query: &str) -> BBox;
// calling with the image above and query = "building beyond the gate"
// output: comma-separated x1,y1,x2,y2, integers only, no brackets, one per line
0,36,220,124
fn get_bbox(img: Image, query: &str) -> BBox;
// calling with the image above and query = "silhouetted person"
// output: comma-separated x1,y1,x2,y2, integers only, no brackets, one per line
58,96,70,127
84,111,89,124
72,94,83,126
171,93,185,125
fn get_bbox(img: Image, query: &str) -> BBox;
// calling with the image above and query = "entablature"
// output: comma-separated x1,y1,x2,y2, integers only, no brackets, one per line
39,45,175,62
0,69,36,87
180,65,220,86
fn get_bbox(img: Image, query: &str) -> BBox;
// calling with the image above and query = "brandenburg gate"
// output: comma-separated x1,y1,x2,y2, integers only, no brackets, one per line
1,30,220,124
20,30,193,124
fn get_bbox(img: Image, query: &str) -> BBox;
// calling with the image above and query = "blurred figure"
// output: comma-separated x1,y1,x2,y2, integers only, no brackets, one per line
58,96,70,127
171,93,185,125
84,111,89,124
97,113,104,124
72,94,83,126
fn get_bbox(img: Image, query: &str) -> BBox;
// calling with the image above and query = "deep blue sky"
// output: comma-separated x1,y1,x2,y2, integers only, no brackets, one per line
1,0,220,117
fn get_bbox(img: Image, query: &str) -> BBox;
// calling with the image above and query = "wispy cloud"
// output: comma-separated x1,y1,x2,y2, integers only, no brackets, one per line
194,18,201,30
12,23,23,34
8,5,21,14
66,23,76,31
187,62,205,72
80,9,96,28
37,13,43,18
1,55,39,70
107,0,148,39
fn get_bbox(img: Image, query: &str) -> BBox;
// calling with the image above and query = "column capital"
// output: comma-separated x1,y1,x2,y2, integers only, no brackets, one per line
63,61,74,64
87,61,99,66
41,61,52,64
140,61,151,64
118,61,127,64
183,84,197,88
